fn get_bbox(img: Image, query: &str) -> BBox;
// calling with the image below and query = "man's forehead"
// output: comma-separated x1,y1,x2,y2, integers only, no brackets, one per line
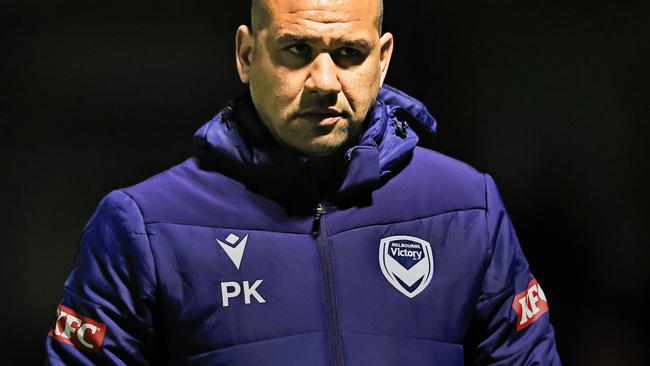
257,0,379,30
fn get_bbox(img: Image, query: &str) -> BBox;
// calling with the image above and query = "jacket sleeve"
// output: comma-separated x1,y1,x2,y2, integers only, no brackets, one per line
465,175,561,365
46,190,161,365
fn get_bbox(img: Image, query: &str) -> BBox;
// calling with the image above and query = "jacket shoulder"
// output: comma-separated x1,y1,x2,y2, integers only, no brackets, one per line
329,147,489,236
413,147,487,209
387,146,487,214
119,158,291,230
121,158,243,225
413,146,486,193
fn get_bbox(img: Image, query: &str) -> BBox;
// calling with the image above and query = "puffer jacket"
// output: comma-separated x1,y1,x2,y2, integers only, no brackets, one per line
46,85,561,365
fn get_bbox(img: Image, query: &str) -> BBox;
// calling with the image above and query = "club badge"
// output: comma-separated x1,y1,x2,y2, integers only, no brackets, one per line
379,235,434,298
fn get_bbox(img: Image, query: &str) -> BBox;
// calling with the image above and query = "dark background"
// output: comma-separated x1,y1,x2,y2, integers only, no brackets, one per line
2,0,648,364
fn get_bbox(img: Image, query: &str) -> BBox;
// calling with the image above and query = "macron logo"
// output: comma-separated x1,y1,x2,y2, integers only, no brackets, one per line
217,234,248,270
216,233,266,307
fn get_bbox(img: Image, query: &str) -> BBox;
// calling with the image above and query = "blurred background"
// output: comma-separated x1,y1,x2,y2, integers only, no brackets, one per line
2,0,648,364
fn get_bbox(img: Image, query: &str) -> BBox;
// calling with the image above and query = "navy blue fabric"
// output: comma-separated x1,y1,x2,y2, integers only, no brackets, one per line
46,85,560,365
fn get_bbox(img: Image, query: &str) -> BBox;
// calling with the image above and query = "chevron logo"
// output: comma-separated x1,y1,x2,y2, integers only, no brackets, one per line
217,233,249,270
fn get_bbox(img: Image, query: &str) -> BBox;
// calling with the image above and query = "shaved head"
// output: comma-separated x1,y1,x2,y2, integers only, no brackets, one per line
236,0,393,157
251,0,384,34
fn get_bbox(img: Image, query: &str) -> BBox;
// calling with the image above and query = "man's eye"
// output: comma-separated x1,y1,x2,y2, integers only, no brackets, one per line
287,44,310,55
337,48,361,57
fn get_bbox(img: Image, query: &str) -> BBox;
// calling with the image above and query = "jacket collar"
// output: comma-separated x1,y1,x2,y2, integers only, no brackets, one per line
194,84,437,211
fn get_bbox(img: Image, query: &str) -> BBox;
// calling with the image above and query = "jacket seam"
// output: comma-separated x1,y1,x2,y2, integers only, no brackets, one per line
181,330,325,355
141,207,486,236
479,174,501,302
144,222,308,235
118,190,161,330
60,287,156,332
330,207,486,236
339,330,461,346
483,173,495,283
476,281,512,303
478,174,530,301
476,265,532,302
119,191,160,292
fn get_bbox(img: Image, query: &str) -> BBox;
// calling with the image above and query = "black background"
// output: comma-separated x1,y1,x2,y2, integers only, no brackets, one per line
2,0,649,364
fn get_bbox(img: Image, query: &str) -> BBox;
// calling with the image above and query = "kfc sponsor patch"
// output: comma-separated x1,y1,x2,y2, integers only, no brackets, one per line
512,278,549,331
48,304,106,353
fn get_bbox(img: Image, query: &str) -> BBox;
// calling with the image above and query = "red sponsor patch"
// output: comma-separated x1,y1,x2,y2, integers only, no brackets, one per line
512,278,549,331
48,304,106,353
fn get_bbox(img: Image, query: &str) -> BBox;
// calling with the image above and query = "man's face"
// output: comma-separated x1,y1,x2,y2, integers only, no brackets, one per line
236,0,393,157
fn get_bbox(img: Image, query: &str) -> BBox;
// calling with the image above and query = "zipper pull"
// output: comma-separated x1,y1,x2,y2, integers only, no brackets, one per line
395,120,409,138
311,203,327,237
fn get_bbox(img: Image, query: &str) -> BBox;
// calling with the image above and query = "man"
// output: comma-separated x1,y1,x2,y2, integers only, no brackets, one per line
46,0,561,364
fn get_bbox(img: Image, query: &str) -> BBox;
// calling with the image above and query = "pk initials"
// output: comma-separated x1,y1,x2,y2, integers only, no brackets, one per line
221,280,266,307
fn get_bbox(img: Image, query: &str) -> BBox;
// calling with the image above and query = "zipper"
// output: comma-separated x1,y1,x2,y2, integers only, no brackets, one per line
312,203,343,366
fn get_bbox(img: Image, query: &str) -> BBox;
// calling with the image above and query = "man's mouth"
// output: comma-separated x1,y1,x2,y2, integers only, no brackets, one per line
296,109,345,126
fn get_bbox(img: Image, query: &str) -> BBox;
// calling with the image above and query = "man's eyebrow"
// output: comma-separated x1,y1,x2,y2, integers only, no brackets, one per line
275,33,373,49
337,39,372,49
276,34,310,44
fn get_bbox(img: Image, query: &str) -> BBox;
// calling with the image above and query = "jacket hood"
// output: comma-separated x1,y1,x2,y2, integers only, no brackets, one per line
194,84,437,210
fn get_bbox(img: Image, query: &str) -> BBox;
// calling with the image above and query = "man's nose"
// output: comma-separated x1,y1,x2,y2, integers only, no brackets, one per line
305,53,341,96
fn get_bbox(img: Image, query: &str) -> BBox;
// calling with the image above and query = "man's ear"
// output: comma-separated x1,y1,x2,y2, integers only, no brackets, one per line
378,32,394,87
235,25,255,84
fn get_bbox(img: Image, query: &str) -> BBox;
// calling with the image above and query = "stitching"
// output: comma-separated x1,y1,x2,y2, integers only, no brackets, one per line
330,207,485,236
480,174,495,293
482,174,497,272
59,288,153,332
476,266,531,302
141,207,486,236
144,222,308,235
339,330,462,347
118,190,160,299
181,330,325,356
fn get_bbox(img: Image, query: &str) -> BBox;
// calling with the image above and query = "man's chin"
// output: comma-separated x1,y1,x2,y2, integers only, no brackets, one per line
283,134,345,158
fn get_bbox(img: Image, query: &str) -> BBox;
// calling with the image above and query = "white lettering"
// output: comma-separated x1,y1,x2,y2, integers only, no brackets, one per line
221,282,241,307
62,314,82,339
537,284,547,302
514,280,550,331
390,248,423,261
518,296,535,325
243,280,266,304
527,285,541,314
54,309,67,336
391,242,420,249
77,323,99,349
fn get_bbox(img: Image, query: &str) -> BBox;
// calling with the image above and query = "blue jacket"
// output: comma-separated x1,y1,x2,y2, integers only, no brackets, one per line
46,85,560,365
